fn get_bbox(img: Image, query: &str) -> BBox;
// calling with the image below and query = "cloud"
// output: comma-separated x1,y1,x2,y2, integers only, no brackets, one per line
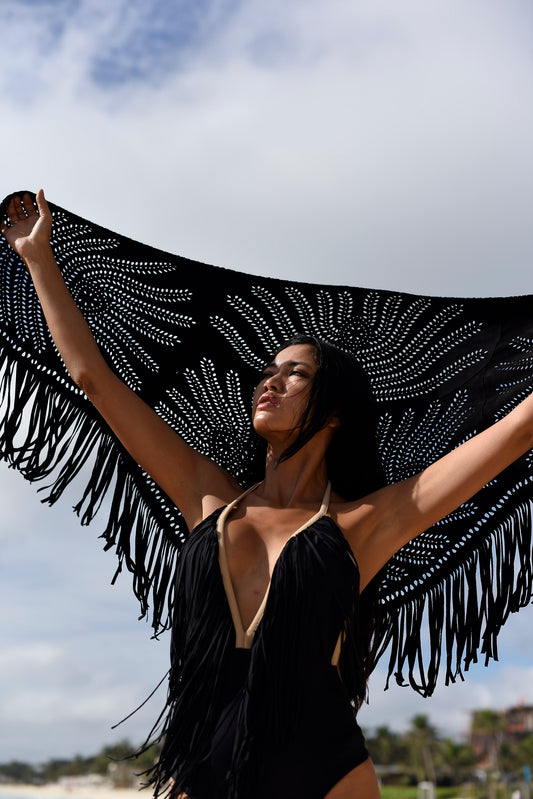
0,642,63,678
87,0,241,88
2,0,531,296
0,629,166,762
0,467,48,535
1,0,241,101
0,472,168,761
0,633,164,727
1,0,533,763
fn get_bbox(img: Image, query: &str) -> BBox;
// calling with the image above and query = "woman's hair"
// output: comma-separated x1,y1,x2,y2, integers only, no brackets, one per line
280,335,387,695
246,334,386,694
273,333,385,501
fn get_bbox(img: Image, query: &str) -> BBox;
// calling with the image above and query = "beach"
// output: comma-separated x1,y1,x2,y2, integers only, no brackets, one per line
0,785,141,799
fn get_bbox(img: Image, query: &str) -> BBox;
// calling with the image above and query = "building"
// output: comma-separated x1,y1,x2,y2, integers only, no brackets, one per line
470,702,533,767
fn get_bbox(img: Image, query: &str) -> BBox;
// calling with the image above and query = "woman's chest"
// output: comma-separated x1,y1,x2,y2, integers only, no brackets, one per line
223,507,330,630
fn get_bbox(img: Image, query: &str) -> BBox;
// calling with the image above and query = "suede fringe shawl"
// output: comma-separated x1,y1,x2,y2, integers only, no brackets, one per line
1,190,533,701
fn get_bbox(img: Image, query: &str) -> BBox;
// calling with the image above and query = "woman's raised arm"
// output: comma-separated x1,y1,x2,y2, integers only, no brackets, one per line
343,393,533,590
1,191,239,529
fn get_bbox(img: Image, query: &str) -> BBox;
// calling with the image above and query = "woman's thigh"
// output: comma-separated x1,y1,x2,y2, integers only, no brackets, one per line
324,757,381,799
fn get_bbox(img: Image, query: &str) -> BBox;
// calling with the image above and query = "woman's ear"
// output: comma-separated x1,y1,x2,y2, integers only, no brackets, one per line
327,414,341,430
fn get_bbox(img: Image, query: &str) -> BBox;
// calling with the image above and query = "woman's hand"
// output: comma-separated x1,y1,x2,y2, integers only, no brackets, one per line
1,189,53,264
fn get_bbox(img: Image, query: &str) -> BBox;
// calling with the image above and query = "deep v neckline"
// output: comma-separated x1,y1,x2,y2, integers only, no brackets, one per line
217,482,332,649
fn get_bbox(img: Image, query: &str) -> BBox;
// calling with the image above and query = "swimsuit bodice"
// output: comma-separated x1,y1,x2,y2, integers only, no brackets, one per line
157,490,367,798
217,481,334,648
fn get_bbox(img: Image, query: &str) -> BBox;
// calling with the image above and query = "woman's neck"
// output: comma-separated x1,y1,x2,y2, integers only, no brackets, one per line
258,439,330,507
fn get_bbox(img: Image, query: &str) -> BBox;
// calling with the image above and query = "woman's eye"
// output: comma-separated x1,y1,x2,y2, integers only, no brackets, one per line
290,370,305,377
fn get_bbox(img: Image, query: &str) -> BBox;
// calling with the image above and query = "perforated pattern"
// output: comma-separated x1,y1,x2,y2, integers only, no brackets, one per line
155,359,257,481
1,190,533,694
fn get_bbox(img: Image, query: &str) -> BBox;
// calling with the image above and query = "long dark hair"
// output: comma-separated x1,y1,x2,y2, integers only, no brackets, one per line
274,333,385,501
256,334,386,702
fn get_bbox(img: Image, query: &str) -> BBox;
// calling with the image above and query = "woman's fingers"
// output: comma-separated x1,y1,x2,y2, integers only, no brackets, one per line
35,189,52,222
4,192,44,226
11,194,27,221
5,197,17,223
3,191,50,231
24,192,39,218
5,193,31,225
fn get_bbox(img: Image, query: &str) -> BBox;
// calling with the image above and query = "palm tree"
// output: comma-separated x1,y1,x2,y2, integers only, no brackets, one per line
470,709,508,799
470,709,507,771
438,738,478,785
407,714,438,784
367,725,407,766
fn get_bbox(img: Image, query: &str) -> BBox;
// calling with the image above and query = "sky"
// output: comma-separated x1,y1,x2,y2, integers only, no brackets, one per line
0,0,532,765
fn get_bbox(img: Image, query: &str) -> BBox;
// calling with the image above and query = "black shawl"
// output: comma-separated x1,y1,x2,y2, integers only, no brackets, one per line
1,190,532,697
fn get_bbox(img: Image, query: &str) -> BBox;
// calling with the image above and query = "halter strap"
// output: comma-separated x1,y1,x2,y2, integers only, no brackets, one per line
217,481,332,648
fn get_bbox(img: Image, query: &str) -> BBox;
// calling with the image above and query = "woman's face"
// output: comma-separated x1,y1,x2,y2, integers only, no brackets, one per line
252,343,318,439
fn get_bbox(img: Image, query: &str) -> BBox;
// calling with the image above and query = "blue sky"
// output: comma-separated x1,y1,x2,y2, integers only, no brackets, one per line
1,0,533,764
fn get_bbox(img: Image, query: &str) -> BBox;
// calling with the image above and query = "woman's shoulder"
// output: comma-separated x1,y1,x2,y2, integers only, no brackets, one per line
186,476,245,531
328,490,374,526
328,492,387,561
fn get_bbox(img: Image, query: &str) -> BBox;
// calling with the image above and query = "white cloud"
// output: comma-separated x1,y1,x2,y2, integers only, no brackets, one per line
0,468,46,534
0,642,63,677
0,546,168,761
1,0,531,296
1,0,533,763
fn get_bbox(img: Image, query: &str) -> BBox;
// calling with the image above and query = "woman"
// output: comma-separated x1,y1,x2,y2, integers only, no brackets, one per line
3,190,533,798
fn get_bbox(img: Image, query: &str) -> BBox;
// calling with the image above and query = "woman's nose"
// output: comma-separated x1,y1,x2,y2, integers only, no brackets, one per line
264,373,281,391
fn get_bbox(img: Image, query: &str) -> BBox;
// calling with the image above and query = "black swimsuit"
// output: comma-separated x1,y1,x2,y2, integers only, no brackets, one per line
158,484,369,799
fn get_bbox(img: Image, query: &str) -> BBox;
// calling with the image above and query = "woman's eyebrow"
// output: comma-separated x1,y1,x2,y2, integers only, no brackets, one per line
266,359,313,369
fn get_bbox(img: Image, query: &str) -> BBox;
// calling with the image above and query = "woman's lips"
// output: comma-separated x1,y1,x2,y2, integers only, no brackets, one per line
257,393,278,409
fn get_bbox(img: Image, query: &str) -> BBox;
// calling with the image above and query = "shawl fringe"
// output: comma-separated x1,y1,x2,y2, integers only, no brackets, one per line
0,335,180,633
2,191,533,696
366,495,533,696
143,514,234,796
